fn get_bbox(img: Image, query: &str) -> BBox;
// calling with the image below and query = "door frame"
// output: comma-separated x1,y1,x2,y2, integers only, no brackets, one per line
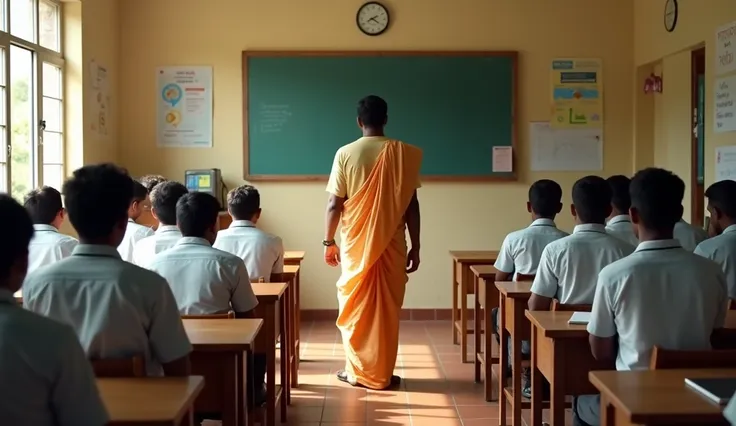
691,47,706,227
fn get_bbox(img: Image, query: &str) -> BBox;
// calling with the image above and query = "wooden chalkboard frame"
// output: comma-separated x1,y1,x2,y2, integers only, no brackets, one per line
242,50,519,182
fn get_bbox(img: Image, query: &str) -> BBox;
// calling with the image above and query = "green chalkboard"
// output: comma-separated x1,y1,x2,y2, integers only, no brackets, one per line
243,52,517,181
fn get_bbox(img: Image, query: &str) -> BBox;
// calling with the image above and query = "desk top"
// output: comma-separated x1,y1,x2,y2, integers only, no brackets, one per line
496,281,533,297
99,376,204,425
449,250,499,262
469,264,497,278
589,369,736,424
284,264,300,275
183,318,262,349
252,282,288,301
284,251,306,261
524,311,589,338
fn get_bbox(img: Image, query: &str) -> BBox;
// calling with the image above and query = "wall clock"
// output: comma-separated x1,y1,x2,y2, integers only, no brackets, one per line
664,0,678,32
356,2,390,36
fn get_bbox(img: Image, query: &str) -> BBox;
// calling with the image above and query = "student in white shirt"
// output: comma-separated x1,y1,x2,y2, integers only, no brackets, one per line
214,185,285,282
117,180,154,262
605,175,638,247
674,218,708,251
0,194,108,426
133,181,188,266
694,180,736,303
23,186,78,273
580,168,728,426
23,163,192,378
139,174,167,194
148,192,266,406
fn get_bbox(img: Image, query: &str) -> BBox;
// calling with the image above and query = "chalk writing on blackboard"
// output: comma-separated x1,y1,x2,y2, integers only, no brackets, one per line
258,104,291,133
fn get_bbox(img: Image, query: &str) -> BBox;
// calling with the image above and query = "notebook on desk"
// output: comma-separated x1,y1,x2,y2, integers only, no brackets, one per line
567,312,591,325
685,378,736,405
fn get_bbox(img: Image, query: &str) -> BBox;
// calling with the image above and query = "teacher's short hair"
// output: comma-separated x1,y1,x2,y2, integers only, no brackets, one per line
357,95,388,128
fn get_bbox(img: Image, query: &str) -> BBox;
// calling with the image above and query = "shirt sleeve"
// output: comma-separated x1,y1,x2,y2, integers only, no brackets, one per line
714,269,729,328
494,235,515,274
147,277,192,364
230,261,259,313
60,238,78,259
530,246,558,298
325,150,347,198
272,237,285,274
693,242,710,259
52,326,109,426
587,274,617,338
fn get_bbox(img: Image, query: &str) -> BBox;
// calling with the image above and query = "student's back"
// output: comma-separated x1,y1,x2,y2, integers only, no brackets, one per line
118,181,154,262
23,187,78,273
133,181,189,266
674,219,708,251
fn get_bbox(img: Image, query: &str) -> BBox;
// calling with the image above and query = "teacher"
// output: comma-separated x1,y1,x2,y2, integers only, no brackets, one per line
323,95,423,389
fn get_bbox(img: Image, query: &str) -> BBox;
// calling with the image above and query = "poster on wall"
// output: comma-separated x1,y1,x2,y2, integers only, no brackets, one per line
716,20,736,76
550,58,603,129
156,66,213,148
715,146,736,182
715,74,736,133
530,122,602,171
89,60,109,139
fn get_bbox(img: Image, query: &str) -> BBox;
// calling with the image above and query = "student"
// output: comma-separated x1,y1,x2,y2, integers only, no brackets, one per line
23,186,78,273
674,218,708,252
694,180,736,303
133,181,188,266
214,185,284,282
23,163,192,377
604,175,638,247
139,174,167,193
580,168,728,426
0,194,108,426
148,192,266,405
117,181,154,262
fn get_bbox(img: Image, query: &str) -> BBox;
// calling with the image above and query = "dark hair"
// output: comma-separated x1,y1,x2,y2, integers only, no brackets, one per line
150,181,189,225
176,192,221,237
705,180,736,219
630,168,684,232
357,95,388,128
62,163,134,240
23,186,63,225
528,179,562,218
572,176,612,223
227,185,260,221
607,175,632,213
139,175,167,193
132,181,148,203
0,195,34,282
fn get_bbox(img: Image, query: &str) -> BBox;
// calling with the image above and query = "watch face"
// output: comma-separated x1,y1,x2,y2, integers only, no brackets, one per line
664,0,677,32
357,2,389,36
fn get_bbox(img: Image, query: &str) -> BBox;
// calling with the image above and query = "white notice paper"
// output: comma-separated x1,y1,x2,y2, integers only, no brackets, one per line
492,146,513,172
716,146,736,182
715,75,736,133
716,20,736,75
530,122,602,171
157,66,213,148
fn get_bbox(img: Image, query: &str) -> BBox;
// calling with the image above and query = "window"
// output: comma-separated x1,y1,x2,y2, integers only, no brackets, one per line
1,0,64,200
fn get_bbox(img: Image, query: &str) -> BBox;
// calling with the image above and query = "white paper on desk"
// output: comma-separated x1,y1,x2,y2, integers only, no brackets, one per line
492,146,513,172
568,311,592,325
716,146,736,182
530,122,603,171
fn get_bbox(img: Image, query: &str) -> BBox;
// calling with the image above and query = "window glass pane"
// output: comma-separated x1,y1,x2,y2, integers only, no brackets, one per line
10,0,35,42
43,96,61,132
39,1,59,51
0,87,5,127
0,163,6,193
42,62,61,98
0,127,5,163
10,46,35,202
0,0,6,32
42,163,62,190
42,130,60,163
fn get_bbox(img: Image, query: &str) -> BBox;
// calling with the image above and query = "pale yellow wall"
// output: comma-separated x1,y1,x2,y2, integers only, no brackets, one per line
116,0,634,309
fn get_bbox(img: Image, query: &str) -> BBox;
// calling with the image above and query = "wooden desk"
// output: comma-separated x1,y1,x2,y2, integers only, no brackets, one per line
252,282,289,426
184,318,262,426
283,250,305,372
99,376,204,426
284,251,305,265
450,250,499,363
283,264,301,389
526,310,613,426
590,369,736,426
471,265,499,398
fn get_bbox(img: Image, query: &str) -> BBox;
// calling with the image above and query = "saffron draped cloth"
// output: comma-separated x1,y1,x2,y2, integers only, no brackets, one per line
331,139,422,389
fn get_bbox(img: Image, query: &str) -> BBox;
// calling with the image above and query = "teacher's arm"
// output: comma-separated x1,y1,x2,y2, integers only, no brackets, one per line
405,190,421,273
324,150,347,267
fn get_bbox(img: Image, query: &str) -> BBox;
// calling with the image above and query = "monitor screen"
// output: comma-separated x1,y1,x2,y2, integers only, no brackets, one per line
186,173,213,193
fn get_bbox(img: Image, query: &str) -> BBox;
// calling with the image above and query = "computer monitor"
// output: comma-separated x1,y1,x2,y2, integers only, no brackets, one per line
184,168,225,209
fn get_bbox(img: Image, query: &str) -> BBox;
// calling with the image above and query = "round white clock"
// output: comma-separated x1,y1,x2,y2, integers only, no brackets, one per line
356,2,390,36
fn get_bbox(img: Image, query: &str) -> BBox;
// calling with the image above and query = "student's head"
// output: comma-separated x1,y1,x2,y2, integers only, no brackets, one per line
570,176,612,225
0,195,34,292
23,186,65,228
357,95,388,131
150,181,189,226
176,192,221,244
128,181,150,221
139,174,167,193
62,163,134,246
629,167,684,239
227,185,261,223
527,179,563,219
704,180,736,237
607,175,631,217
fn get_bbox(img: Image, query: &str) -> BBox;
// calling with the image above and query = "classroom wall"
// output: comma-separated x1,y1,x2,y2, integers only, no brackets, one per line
117,0,635,309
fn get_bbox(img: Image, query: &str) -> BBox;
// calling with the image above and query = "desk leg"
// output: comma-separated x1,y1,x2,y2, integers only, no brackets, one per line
484,287,494,402
291,269,300,387
473,275,481,383
511,312,522,426
237,351,249,426
280,299,289,420
452,259,458,345
550,345,565,426
499,294,507,423
284,286,292,405
460,266,469,363
530,329,542,426
266,304,277,426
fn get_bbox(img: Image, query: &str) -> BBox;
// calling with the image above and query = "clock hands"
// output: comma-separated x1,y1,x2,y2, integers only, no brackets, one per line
369,16,379,24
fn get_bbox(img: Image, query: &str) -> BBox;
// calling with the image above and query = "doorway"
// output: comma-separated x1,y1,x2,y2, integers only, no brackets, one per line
691,47,705,226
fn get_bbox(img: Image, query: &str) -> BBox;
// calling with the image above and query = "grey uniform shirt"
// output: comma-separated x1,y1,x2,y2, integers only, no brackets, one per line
695,224,736,300
605,215,639,247
493,218,568,279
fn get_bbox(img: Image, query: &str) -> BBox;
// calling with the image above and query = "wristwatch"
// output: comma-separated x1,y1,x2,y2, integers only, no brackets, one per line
322,239,336,247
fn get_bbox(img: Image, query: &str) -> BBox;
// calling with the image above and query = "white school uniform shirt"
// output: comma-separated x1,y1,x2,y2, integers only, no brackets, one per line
605,215,639,247
674,219,708,252
531,223,635,304
0,289,108,426
22,244,192,376
493,218,568,279
213,220,285,282
588,239,728,371
148,237,259,315
117,219,154,262
132,225,182,266
694,224,736,300
27,224,78,274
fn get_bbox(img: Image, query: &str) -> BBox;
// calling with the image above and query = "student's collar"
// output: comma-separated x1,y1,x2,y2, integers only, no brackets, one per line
176,237,211,247
607,215,631,225
72,244,121,259
156,225,180,234
0,288,16,304
634,239,681,252
33,224,58,233
127,218,135,224
529,218,555,228
230,220,256,229
724,224,736,235
573,223,607,234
